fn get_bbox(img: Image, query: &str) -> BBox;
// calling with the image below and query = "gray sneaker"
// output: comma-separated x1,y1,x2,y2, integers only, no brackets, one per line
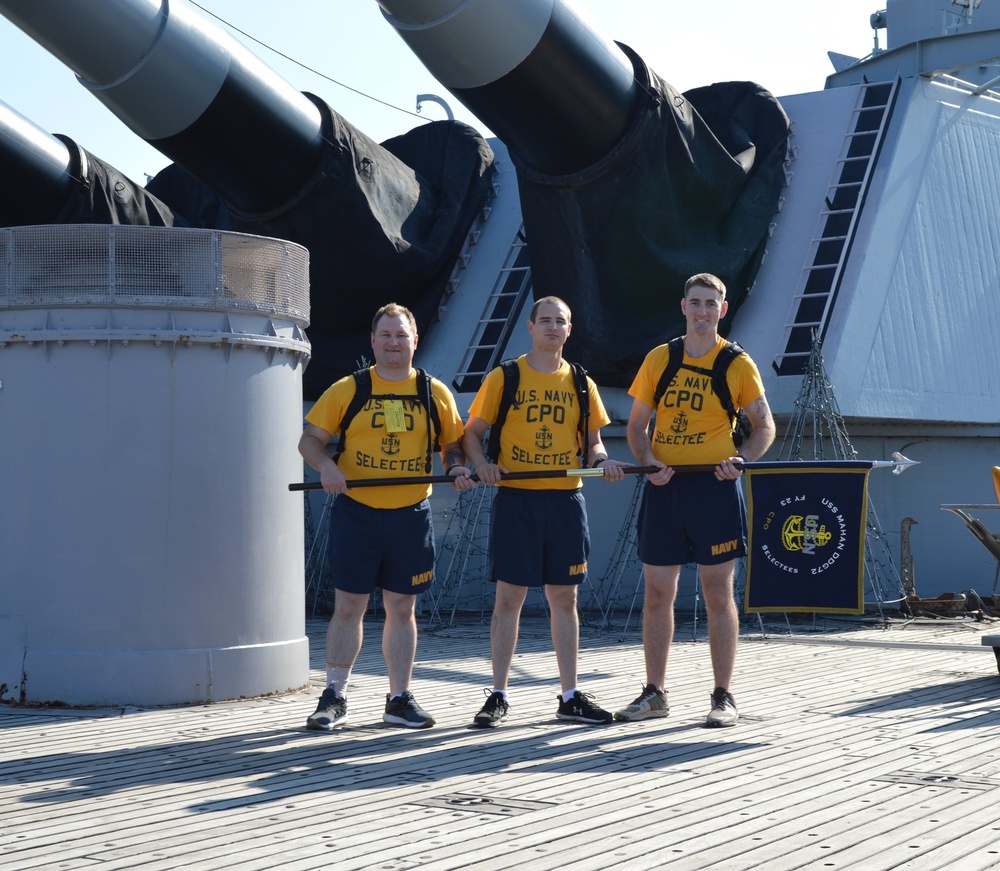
614,684,669,721
383,691,436,729
706,687,738,727
306,687,348,730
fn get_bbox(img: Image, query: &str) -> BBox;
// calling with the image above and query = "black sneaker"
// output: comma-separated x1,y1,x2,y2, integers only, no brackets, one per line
706,687,739,727
472,689,509,728
383,691,436,729
306,687,348,730
556,690,613,724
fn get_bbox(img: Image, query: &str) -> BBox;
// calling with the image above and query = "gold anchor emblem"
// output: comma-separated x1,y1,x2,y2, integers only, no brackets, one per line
781,515,833,552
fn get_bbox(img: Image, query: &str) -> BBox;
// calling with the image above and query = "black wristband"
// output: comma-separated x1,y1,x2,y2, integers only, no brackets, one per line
592,457,608,467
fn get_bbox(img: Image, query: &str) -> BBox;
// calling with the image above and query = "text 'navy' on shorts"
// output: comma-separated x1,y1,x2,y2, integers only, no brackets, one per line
490,488,590,586
327,495,435,595
636,473,746,567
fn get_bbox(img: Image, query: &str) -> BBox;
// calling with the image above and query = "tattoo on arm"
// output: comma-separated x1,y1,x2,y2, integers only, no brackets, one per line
443,448,466,470
742,396,777,461
751,396,772,422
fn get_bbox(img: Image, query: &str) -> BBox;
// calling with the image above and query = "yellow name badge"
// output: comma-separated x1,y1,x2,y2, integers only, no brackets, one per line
383,399,407,433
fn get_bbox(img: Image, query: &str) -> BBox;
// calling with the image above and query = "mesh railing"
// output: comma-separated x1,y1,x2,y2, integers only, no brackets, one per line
0,225,310,324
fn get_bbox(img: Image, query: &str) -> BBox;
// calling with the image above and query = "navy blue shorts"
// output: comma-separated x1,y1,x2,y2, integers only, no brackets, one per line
636,473,746,566
326,496,435,595
489,488,590,586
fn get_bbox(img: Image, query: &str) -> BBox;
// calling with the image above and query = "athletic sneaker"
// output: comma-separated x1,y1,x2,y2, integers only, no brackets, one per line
472,689,509,728
306,687,348,730
614,684,669,721
556,690,614,724
383,691,436,729
706,687,739,727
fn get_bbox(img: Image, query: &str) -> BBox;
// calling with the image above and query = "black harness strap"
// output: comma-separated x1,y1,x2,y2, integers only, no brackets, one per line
335,367,441,473
486,359,592,465
651,339,751,448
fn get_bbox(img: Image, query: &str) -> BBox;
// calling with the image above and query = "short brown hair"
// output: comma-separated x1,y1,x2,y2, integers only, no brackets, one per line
371,302,417,335
529,295,572,322
683,273,727,300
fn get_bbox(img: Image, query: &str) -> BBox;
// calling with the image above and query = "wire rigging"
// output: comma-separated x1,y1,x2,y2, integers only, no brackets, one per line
188,0,426,123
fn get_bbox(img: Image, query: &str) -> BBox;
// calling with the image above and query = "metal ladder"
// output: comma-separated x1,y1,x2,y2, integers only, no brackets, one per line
773,77,900,376
452,224,533,394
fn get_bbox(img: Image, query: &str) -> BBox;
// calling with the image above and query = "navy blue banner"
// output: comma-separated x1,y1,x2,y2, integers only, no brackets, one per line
745,463,871,614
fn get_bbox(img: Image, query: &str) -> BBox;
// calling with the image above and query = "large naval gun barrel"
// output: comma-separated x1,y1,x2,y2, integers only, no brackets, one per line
379,0,790,385
0,99,74,227
0,0,495,396
0,97,183,228
379,0,642,178
0,0,324,216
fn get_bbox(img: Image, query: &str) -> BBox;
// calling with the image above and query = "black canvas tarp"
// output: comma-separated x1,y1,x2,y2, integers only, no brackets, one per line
50,137,184,228
514,44,790,387
148,97,495,399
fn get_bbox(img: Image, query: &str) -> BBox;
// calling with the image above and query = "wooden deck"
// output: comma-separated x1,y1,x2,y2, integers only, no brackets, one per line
2,613,1000,871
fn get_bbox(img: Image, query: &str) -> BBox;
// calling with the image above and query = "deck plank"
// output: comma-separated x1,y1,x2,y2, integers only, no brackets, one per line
2,617,999,870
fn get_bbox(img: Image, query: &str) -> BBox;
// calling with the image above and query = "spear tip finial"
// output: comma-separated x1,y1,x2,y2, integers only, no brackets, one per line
890,452,920,475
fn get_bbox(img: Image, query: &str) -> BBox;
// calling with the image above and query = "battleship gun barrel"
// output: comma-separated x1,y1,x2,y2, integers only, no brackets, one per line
0,0,325,216
0,97,181,227
1,0,496,397
377,0,642,176
0,100,73,226
378,0,790,386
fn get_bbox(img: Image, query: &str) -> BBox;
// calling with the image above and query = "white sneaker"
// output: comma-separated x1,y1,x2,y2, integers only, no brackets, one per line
706,688,738,727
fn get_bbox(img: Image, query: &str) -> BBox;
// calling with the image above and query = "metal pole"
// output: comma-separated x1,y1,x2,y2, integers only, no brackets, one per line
288,454,919,492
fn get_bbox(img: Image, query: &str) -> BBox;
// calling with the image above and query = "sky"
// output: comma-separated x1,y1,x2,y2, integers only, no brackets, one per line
0,0,885,184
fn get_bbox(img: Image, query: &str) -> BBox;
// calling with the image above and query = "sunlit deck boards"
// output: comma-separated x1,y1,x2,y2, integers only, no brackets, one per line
2,616,999,871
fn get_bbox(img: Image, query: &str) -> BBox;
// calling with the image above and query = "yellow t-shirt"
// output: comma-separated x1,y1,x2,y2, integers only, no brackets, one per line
468,356,611,490
306,367,464,509
629,336,765,465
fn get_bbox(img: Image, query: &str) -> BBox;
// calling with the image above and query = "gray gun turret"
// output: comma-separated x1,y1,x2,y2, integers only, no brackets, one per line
0,0,495,396
378,0,790,384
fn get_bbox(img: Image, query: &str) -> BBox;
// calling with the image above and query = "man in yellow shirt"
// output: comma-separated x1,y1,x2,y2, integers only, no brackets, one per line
299,303,474,730
462,296,628,727
615,274,775,728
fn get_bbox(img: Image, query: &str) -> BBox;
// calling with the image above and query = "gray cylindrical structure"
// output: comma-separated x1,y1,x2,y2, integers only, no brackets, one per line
0,225,311,707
